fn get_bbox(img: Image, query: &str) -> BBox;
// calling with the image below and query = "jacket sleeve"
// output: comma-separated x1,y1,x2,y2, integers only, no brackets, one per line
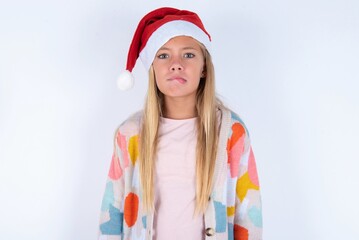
98,129,125,240
229,121,262,240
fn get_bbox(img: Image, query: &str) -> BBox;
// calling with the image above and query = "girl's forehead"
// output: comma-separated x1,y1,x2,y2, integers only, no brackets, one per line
160,36,202,49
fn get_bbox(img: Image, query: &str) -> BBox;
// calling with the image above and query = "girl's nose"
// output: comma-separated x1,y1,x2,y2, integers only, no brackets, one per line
171,65,183,71
170,58,183,71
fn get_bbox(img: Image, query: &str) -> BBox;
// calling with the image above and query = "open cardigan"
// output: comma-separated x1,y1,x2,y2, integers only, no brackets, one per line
98,106,262,240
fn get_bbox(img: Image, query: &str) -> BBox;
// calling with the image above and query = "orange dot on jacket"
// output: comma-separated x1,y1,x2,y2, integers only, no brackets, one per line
124,193,139,227
234,224,249,240
227,123,245,157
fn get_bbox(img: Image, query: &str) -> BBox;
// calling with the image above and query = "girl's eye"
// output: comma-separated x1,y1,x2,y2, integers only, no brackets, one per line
184,53,195,58
157,53,169,59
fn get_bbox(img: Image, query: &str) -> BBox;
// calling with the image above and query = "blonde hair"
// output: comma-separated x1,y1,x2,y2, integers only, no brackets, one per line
139,43,223,214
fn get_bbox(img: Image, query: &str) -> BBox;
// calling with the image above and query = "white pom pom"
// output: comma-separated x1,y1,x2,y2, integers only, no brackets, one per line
117,70,134,90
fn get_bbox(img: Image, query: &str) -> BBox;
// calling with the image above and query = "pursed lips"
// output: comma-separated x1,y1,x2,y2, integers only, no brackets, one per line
168,77,186,84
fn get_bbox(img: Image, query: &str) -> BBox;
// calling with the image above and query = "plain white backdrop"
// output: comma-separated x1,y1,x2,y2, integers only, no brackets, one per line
1,0,358,239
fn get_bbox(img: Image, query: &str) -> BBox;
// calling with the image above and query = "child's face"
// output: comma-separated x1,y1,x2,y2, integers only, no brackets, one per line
152,36,205,103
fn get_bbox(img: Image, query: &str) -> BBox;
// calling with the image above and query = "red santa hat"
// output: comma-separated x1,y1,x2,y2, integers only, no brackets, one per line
117,7,212,90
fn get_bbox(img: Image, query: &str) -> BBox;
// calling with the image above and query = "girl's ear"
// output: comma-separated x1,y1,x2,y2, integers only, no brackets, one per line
201,66,207,78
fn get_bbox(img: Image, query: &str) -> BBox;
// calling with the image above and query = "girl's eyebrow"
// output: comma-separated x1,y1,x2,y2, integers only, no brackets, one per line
182,47,199,51
158,47,170,51
158,46,199,51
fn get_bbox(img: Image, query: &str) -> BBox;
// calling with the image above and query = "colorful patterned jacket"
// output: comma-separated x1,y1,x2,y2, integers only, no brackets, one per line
98,106,262,240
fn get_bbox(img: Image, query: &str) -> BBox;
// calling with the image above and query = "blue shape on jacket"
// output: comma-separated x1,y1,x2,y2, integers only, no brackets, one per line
142,216,147,228
248,206,262,227
214,201,226,232
228,223,234,240
231,112,243,125
100,204,123,235
101,181,114,211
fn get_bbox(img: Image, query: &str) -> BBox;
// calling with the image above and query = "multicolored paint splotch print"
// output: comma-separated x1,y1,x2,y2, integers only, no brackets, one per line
98,107,262,240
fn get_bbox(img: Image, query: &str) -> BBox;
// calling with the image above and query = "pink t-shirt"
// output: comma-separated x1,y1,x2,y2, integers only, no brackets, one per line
153,116,204,240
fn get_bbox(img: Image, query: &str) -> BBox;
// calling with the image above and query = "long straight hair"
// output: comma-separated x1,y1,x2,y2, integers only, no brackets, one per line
139,43,222,214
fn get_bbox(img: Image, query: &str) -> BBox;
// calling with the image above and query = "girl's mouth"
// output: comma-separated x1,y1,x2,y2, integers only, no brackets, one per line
169,77,186,84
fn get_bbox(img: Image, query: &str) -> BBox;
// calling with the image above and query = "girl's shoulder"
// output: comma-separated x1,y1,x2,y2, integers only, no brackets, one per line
221,106,251,139
116,110,143,137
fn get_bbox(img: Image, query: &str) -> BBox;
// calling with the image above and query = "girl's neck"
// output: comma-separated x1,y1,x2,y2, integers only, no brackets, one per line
163,97,197,120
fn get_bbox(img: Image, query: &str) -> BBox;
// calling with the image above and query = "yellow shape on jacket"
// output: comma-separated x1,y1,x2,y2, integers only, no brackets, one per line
236,172,260,202
128,135,139,165
227,206,235,216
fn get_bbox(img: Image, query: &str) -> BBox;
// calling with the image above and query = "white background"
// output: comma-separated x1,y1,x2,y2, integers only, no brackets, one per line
1,0,358,239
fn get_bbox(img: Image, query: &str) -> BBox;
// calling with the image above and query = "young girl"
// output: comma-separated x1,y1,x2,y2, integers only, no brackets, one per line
99,7,262,240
